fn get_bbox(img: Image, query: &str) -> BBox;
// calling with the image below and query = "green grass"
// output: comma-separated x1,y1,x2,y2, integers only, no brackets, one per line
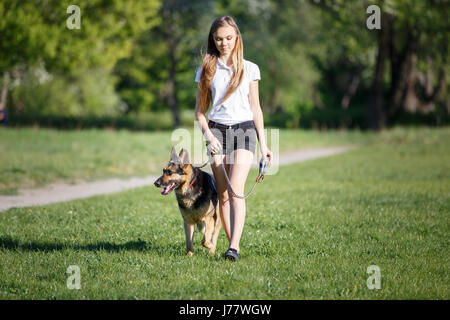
0,128,169,194
0,126,370,194
0,127,449,299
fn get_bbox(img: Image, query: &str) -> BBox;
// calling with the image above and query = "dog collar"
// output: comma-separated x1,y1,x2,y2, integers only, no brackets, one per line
186,177,196,190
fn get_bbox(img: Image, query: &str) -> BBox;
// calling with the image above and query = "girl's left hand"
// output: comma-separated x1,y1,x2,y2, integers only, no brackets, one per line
260,145,272,167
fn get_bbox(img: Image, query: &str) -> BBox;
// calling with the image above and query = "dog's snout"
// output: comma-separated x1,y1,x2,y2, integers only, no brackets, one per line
154,178,161,187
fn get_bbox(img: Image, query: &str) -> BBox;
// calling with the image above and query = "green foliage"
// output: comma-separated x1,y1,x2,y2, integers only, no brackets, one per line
0,1,58,73
218,0,322,114
307,0,449,130
384,0,450,67
10,68,123,116
2,0,448,129
0,0,161,74
114,0,216,113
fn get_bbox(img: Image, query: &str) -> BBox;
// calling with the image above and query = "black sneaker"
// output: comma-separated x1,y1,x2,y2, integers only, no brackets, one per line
224,248,239,261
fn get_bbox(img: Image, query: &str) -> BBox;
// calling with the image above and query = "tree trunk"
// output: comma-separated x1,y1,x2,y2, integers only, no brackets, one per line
403,62,446,114
167,37,181,127
341,69,361,109
0,72,9,124
387,29,420,117
161,2,181,128
421,67,446,105
368,14,390,131
265,60,279,114
268,87,281,114
403,52,420,112
1,72,9,109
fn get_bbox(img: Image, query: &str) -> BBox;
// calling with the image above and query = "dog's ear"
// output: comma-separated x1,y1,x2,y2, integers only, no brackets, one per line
170,146,181,163
179,148,190,165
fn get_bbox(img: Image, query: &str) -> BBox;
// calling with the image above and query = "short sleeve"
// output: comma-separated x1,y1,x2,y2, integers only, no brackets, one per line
250,62,261,81
194,67,202,83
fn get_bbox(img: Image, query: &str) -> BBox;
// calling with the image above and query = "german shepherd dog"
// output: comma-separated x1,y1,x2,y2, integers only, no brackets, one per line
154,147,221,256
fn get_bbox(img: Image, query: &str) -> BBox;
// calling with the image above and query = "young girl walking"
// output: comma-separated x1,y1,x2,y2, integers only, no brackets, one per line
195,16,272,261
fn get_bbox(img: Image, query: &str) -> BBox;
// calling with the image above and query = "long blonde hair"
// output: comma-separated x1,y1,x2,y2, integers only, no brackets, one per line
197,16,244,113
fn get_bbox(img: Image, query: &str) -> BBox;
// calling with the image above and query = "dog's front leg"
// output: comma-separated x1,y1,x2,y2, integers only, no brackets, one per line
184,221,195,256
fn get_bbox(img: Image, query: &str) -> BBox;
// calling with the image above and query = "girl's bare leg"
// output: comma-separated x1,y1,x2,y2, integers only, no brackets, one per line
210,153,232,241
228,149,254,252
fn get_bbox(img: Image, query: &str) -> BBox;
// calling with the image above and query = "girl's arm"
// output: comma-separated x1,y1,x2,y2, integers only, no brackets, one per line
195,89,222,154
195,89,212,141
249,80,272,164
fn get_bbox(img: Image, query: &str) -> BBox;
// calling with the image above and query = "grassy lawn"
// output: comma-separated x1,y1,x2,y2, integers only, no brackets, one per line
0,127,448,299
0,126,370,195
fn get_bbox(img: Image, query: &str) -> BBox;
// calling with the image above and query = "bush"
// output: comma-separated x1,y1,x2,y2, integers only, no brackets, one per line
7,111,196,131
10,67,124,117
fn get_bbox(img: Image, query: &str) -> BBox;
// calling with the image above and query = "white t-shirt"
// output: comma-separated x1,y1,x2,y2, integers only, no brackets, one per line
195,58,261,126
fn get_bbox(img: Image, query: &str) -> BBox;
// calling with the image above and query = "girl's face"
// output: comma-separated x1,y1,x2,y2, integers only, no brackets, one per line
213,25,237,56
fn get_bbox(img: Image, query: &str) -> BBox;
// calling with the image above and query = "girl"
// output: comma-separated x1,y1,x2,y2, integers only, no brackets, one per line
195,16,272,261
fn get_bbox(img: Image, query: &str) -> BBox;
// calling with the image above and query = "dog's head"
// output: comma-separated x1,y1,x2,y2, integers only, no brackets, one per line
154,147,192,196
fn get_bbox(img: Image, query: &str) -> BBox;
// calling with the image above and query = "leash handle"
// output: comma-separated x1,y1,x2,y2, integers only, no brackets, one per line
256,156,270,182
259,158,268,175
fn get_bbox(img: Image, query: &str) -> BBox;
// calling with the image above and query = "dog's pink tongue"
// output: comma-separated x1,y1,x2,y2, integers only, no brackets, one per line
161,183,174,195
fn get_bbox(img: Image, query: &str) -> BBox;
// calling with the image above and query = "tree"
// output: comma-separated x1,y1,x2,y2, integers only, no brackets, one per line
310,0,449,130
114,0,216,125
217,0,322,126
0,0,160,113
383,0,449,120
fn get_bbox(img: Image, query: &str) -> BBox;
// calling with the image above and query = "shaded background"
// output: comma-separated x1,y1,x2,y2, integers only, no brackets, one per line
1,0,449,131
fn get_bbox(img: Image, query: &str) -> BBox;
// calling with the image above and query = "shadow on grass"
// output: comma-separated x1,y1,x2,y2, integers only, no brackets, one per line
0,235,181,255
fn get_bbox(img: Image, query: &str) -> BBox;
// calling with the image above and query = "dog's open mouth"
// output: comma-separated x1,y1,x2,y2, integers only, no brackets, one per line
160,182,177,195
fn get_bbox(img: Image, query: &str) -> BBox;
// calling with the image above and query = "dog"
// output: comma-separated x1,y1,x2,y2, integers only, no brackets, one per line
154,147,221,256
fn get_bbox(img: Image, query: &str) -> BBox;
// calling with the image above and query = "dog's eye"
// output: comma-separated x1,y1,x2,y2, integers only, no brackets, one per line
163,169,173,175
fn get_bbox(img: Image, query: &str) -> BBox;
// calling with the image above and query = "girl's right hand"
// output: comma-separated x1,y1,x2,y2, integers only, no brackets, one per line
208,135,222,155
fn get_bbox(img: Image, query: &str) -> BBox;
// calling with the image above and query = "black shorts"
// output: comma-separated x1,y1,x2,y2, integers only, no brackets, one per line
206,120,257,155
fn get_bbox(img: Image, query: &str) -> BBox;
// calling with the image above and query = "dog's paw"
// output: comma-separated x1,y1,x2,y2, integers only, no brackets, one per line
202,241,212,249
208,247,216,255
187,251,194,257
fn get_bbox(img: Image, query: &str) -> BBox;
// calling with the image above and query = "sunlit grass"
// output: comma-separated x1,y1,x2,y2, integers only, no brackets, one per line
0,127,448,299
0,126,373,194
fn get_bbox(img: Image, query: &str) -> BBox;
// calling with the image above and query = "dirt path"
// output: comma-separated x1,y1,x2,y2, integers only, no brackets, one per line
0,146,351,212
